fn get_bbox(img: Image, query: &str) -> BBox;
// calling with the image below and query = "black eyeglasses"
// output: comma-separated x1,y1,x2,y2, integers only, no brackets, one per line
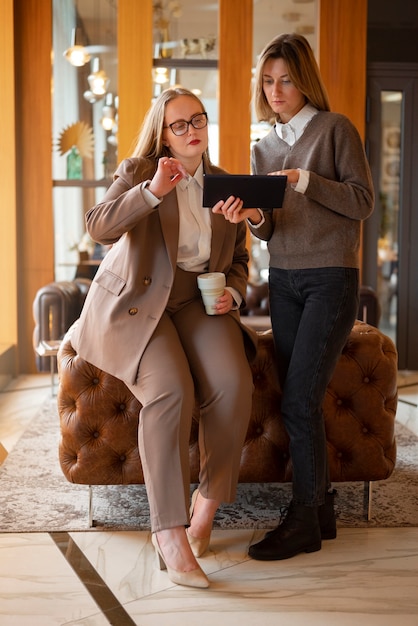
164,112,208,136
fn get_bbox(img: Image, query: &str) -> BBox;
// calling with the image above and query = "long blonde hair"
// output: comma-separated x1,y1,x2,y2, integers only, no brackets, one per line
131,87,211,164
253,33,331,123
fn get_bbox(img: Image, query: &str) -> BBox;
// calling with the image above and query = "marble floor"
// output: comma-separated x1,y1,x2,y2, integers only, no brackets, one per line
0,373,417,626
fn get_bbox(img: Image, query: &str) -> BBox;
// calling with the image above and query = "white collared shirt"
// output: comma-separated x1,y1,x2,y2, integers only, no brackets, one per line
275,103,318,194
142,162,211,271
275,103,318,146
142,162,241,307
175,162,211,272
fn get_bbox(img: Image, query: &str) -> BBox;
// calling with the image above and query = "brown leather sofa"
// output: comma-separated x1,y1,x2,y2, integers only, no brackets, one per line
58,318,397,481
33,279,397,522
55,293,397,523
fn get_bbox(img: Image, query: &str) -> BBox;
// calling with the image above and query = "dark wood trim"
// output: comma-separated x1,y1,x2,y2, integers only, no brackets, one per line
319,0,368,139
218,0,253,173
14,0,53,373
153,58,218,69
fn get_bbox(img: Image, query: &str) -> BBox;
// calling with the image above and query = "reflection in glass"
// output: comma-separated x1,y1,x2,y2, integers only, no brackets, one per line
377,91,402,342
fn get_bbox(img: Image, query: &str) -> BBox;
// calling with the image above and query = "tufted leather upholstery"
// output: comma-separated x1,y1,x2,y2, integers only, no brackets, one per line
57,320,398,487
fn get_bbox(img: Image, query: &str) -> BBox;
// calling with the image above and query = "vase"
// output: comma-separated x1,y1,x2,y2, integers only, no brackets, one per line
66,146,82,179
159,26,173,58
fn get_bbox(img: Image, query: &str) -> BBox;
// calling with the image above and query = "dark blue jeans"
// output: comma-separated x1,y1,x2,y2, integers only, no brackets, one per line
269,267,359,507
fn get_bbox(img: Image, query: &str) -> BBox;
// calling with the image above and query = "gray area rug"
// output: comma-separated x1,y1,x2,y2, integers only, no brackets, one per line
0,397,417,532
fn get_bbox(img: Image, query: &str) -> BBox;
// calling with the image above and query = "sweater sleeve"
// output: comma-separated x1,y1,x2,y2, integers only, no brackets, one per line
304,115,374,221
247,147,276,242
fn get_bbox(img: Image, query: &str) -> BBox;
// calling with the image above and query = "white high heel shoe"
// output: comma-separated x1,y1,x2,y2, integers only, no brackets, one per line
186,489,211,558
151,533,210,589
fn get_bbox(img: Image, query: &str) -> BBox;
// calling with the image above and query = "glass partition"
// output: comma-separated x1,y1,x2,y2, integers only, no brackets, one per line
52,1,321,283
377,91,402,342
52,0,118,281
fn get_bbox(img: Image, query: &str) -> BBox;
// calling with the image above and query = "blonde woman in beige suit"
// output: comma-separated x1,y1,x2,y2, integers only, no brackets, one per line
71,88,257,589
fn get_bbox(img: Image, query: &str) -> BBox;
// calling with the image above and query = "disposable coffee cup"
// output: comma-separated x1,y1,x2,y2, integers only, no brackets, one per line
197,272,226,315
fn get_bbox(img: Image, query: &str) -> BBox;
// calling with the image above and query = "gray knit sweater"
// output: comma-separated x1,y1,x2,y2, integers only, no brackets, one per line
250,111,374,270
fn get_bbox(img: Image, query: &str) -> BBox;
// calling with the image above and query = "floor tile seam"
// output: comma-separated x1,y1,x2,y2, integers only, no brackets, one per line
397,381,418,388
397,398,418,408
0,384,51,396
50,531,137,626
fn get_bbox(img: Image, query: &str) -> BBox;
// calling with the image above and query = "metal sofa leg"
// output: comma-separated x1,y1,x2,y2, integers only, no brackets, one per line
363,481,373,520
89,485,95,528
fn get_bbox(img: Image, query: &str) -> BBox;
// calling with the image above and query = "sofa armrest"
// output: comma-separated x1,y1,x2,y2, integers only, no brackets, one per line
32,278,91,372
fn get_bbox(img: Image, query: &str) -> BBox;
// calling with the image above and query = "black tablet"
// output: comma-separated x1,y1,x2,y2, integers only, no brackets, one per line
203,174,287,210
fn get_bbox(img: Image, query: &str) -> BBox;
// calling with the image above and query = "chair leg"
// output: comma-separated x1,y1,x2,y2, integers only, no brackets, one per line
363,481,373,520
89,485,95,528
50,356,54,396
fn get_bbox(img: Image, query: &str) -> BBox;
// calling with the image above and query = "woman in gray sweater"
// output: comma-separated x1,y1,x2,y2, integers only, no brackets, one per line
214,33,374,561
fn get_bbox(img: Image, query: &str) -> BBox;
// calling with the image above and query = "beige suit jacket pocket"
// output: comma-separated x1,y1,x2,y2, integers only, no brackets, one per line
96,269,126,296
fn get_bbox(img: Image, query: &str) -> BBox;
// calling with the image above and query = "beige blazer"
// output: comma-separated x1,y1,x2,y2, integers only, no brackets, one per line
71,157,257,385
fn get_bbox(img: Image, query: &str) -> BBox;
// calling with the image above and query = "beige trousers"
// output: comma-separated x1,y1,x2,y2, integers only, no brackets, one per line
126,268,253,532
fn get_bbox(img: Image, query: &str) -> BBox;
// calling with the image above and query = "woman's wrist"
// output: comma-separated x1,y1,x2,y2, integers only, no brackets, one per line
247,209,262,224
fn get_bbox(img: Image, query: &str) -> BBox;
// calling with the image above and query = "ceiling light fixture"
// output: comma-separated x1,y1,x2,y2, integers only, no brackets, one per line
63,28,91,67
83,89,103,104
153,67,169,84
100,93,117,131
87,57,110,96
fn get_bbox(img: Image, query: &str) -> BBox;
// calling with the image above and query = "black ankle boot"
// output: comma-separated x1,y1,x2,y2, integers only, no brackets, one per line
318,489,337,540
248,501,321,561
264,491,337,543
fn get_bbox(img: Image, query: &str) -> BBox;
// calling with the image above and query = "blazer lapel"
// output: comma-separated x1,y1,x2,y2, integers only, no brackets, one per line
205,163,228,271
157,162,228,273
208,211,227,271
159,189,180,272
